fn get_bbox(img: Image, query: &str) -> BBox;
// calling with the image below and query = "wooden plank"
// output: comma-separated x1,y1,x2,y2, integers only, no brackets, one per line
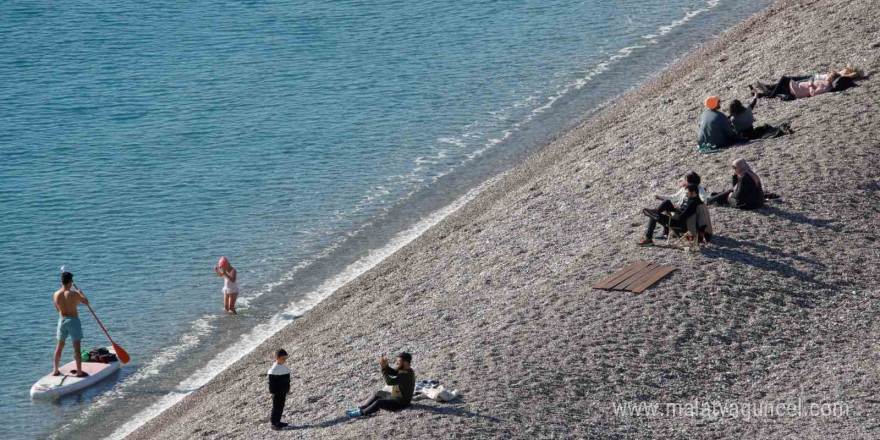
593,261,645,289
619,264,668,291
631,265,677,293
610,263,659,291
593,261,648,289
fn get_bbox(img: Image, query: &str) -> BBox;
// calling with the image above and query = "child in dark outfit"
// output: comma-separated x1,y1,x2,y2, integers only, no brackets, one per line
267,349,292,430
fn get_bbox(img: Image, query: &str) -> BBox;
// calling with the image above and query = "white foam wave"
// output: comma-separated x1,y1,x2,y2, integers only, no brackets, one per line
51,314,217,439
300,0,728,261
89,4,727,436
437,137,467,148
481,0,723,142
104,172,505,440
643,0,721,43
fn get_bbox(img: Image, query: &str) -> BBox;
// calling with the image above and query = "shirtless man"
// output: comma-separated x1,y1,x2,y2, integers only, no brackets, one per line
53,271,89,377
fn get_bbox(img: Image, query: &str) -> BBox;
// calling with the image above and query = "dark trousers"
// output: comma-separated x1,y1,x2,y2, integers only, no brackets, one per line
645,213,669,239
643,200,677,238
655,200,675,235
359,391,407,416
708,190,733,205
766,76,793,98
271,393,286,425
765,75,809,99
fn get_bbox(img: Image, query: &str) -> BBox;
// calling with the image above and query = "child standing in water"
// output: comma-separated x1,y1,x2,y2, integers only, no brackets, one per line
214,256,238,314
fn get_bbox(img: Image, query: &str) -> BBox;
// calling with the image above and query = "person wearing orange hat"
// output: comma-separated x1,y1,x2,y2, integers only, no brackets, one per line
697,95,738,149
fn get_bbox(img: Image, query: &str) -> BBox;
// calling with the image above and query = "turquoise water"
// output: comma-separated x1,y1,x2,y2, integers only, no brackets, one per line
0,1,769,437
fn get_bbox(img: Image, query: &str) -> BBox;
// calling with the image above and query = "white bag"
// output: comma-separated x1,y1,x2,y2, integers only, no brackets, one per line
424,385,458,402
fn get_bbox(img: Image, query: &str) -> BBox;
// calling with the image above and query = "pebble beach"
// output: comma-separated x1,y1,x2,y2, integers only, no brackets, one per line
127,0,879,438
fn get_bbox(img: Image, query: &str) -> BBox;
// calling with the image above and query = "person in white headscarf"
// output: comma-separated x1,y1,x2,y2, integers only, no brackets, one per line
707,158,764,209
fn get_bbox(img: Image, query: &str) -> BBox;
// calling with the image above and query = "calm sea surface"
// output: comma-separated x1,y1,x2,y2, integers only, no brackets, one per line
0,1,769,437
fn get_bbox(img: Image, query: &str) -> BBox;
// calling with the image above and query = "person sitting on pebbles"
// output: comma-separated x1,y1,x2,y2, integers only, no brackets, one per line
697,96,739,149
637,184,704,246
650,171,707,240
346,352,415,418
728,91,759,140
707,158,765,210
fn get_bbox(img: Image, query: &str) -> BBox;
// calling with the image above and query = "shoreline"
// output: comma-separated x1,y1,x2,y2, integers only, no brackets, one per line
45,2,773,437
127,0,880,438
104,173,506,440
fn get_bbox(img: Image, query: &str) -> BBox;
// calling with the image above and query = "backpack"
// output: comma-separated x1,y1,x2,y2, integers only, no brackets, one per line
97,353,118,363
87,347,111,362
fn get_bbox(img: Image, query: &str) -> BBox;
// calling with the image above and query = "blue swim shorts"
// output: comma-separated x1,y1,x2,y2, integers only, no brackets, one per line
57,316,83,342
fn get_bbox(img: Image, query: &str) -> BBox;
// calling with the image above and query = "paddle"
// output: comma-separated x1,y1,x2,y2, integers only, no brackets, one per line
75,284,131,364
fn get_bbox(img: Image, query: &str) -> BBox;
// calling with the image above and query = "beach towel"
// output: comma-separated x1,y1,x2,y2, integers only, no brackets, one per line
753,123,793,139
697,142,723,153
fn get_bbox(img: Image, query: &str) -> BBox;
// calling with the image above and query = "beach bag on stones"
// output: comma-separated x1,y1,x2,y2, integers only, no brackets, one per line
424,385,458,402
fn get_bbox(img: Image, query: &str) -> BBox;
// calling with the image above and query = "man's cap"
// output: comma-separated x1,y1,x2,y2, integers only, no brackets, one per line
398,352,412,363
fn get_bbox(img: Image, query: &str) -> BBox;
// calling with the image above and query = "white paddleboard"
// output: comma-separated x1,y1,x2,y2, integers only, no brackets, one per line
30,349,121,399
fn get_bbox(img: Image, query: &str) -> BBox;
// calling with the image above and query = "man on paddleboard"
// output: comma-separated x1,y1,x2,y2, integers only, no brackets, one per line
53,271,89,377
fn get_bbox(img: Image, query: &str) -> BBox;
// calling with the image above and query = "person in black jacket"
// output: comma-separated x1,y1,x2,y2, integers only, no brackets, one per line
707,158,764,209
346,352,415,418
637,184,703,246
267,349,292,430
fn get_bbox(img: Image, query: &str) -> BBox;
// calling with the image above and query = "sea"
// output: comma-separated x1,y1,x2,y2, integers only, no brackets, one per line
0,1,770,438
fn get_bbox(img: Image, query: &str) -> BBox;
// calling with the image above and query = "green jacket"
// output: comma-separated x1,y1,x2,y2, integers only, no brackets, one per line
382,365,415,404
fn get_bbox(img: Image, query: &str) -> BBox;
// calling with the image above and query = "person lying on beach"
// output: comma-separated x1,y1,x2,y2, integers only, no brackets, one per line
637,184,703,246
214,256,238,315
752,72,847,100
268,349,292,430
650,172,707,240
728,92,759,139
53,271,90,377
817,64,862,80
707,158,764,210
697,96,739,149
346,352,415,418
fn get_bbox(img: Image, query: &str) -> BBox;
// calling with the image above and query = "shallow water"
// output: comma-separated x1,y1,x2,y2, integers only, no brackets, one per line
0,0,769,437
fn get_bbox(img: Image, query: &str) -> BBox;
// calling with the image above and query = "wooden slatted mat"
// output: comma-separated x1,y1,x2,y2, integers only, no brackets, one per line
593,261,677,293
